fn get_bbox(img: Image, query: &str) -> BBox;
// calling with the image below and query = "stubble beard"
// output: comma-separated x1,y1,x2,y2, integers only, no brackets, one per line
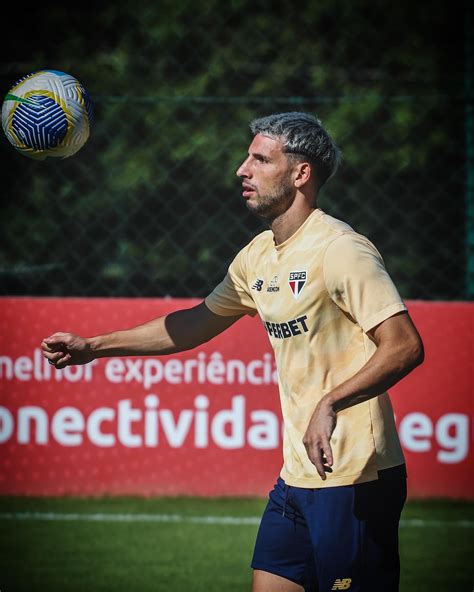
246,177,296,222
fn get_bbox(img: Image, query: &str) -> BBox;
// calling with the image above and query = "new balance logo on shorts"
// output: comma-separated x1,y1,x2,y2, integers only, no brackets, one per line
331,578,352,590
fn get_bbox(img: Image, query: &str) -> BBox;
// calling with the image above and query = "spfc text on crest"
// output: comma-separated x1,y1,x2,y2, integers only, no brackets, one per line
288,270,307,299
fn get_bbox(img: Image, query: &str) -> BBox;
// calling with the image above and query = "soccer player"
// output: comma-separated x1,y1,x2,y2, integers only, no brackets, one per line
41,112,424,592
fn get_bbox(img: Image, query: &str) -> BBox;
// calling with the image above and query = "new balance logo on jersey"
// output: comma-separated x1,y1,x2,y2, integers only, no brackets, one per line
251,279,264,291
288,270,307,299
331,578,352,590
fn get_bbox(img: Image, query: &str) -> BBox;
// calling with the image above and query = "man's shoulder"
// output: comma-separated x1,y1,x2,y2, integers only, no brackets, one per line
316,211,378,254
235,211,371,261
316,210,356,236
240,228,274,255
228,229,273,275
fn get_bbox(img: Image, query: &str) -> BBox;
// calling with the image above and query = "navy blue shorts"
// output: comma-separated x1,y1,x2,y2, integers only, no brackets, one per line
251,465,407,592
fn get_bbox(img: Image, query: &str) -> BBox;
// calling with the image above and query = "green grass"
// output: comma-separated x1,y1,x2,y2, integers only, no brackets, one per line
1,496,473,591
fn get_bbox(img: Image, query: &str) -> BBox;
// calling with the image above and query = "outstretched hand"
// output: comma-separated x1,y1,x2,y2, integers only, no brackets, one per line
41,332,94,369
302,398,337,480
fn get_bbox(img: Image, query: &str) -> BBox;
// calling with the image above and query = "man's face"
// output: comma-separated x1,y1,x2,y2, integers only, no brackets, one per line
236,134,297,220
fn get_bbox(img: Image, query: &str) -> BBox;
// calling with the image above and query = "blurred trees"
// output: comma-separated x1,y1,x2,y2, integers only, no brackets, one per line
0,0,465,298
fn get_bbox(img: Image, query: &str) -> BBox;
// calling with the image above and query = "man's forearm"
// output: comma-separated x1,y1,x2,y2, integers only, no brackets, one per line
42,302,243,369
88,315,181,358
304,335,423,479
86,303,241,359
303,313,424,479
323,338,423,413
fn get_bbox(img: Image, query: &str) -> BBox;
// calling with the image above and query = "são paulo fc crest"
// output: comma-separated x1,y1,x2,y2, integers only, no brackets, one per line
288,270,307,299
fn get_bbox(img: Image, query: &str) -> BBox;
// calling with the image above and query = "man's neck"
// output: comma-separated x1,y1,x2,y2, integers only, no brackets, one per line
270,202,317,246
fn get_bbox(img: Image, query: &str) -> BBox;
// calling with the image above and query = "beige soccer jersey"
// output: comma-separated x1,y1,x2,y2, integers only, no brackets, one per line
205,208,407,487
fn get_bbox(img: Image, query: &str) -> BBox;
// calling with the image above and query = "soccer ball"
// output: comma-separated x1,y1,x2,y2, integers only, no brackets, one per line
2,70,93,160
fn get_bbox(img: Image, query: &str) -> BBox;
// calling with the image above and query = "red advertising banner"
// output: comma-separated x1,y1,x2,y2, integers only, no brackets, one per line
0,298,472,499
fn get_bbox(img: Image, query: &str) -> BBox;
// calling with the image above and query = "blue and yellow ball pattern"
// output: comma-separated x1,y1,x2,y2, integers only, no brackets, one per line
2,70,92,160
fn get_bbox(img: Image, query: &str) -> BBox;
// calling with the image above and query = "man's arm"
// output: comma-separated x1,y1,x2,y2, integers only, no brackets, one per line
303,311,424,480
41,302,243,369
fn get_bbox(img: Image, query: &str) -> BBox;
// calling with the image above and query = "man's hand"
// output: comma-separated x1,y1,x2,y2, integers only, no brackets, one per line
302,397,336,480
40,302,244,366
302,313,424,481
41,332,94,369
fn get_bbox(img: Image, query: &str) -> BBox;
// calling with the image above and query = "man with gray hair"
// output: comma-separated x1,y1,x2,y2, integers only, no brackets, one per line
250,112,341,188
42,112,424,592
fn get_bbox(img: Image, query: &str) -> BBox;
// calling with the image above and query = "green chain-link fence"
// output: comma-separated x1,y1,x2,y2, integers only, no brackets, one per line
1,1,468,300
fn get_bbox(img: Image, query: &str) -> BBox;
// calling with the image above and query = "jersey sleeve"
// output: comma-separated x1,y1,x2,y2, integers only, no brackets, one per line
323,233,407,332
205,247,258,317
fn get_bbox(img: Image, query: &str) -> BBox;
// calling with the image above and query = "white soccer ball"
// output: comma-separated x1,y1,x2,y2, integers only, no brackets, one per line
2,70,93,160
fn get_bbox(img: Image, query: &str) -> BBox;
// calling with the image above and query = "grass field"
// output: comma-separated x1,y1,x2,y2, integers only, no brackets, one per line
1,496,473,591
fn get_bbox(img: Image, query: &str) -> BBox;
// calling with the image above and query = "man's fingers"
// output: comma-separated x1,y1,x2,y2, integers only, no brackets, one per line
47,352,72,369
42,333,72,349
43,351,61,362
41,334,73,366
304,438,334,480
41,340,66,353
322,440,333,467
41,332,86,369
55,353,72,369
314,451,332,480
314,452,334,480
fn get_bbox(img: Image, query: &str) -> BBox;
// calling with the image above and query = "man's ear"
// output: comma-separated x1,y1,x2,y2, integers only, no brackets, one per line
294,162,312,188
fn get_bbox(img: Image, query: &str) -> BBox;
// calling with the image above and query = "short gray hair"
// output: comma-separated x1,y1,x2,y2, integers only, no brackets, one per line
249,112,341,187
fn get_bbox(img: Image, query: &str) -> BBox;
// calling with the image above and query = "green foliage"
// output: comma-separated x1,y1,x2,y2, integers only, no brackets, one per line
1,0,465,297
